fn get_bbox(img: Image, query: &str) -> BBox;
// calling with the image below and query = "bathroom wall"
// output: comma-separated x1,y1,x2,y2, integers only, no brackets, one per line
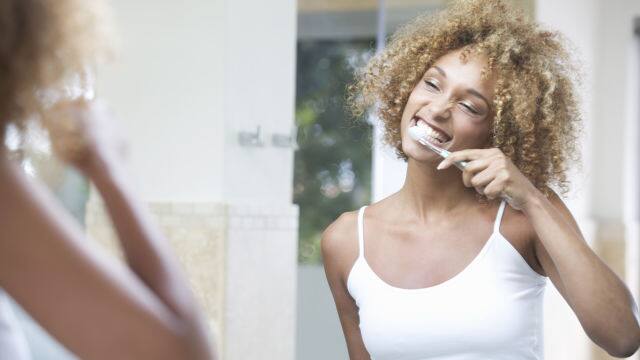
94,0,298,359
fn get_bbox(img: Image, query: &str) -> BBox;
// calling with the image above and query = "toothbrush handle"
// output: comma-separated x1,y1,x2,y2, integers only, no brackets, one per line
440,149,468,171
424,143,519,208
453,160,468,171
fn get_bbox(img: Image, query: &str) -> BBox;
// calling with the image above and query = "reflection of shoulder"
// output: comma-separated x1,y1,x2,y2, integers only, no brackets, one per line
321,211,360,278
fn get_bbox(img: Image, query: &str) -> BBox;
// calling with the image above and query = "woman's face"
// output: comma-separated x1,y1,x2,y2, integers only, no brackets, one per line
400,48,496,163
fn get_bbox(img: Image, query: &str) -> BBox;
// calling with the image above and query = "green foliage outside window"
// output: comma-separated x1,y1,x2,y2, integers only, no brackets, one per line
294,40,374,264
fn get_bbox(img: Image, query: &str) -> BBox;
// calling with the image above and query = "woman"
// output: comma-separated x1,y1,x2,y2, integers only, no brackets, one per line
322,0,640,359
0,0,216,358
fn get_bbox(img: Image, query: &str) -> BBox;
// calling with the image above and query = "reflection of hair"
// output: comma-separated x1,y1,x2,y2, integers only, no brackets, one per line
349,0,581,197
0,0,112,137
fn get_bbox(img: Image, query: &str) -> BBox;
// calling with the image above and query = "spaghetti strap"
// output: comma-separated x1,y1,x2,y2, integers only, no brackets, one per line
493,200,506,233
357,206,367,258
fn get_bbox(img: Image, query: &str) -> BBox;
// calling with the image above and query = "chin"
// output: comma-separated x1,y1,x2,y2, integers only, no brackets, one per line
401,139,439,163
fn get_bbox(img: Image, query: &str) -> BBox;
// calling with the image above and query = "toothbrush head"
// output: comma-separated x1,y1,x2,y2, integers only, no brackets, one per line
408,125,446,156
408,125,467,170
408,125,428,142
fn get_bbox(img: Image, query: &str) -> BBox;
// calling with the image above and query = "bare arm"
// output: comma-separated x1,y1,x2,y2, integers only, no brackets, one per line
442,147,640,357
85,152,213,356
0,100,215,359
526,191,640,358
322,213,371,360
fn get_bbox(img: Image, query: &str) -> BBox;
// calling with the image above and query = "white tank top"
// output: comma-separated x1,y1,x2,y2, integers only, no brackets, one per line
347,200,547,360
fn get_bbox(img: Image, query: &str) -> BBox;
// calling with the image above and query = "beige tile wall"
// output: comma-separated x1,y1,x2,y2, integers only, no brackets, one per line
224,203,299,360
85,191,300,360
85,192,227,351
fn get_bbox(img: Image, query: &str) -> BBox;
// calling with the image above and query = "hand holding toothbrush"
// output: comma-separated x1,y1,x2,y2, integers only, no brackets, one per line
408,125,539,211
436,147,540,211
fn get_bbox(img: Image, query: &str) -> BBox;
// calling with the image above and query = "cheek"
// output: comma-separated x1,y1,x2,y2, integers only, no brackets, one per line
401,90,428,122
453,120,491,146
406,88,431,107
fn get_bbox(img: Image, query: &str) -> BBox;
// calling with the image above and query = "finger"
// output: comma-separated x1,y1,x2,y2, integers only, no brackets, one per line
463,157,494,173
461,158,492,187
438,148,497,169
468,166,497,189
482,177,506,200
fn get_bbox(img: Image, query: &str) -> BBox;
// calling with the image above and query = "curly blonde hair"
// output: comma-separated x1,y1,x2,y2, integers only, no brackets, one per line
0,0,113,140
349,0,582,197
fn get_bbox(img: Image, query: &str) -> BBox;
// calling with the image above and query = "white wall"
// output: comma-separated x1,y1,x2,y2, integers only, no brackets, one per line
372,120,407,201
536,1,640,359
222,0,297,205
98,1,226,203
590,1,640,222
625,18,640,318
220,1,298,359
535,1,598,358
535,0,596,217
97,2,299,359
100,0,297,205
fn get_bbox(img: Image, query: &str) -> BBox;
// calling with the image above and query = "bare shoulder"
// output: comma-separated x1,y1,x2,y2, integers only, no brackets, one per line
545,190,581,230
524,189,581,239
504,189,576,230
503,189,582,277
321,210,360,281
501,201,535,236
530,188,584,253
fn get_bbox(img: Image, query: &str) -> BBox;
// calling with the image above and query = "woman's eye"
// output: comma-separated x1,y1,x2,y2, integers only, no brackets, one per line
423,80,439,91
460,103,479,115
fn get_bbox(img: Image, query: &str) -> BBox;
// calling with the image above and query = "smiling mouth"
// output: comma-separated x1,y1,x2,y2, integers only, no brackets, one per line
411,117,452,145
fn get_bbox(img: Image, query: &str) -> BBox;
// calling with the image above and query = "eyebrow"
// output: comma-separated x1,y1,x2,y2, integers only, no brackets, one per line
430,66,491,108
433,66,447,78
467,89,491,108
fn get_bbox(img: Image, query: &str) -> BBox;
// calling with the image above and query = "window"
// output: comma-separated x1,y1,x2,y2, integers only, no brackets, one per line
295,1,376,264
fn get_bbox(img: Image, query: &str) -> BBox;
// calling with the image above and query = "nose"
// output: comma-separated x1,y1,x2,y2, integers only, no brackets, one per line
428,97,452,121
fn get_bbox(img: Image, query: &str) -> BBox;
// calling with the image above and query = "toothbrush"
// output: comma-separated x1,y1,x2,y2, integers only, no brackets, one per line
408,126,468,170
408,125,516,206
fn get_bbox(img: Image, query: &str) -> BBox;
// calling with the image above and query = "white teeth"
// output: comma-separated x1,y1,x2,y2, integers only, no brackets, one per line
415,118,447,143
426,133,443,144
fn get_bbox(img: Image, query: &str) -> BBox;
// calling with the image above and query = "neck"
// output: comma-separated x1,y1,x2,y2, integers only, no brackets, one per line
397,158,478,221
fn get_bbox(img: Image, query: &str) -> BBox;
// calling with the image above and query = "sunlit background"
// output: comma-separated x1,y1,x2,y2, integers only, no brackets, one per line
3,0,639,359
